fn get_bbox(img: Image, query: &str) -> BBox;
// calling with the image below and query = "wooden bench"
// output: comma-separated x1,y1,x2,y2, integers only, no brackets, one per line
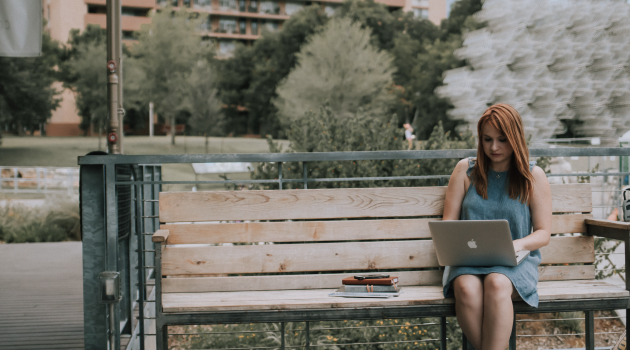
152,183,630,349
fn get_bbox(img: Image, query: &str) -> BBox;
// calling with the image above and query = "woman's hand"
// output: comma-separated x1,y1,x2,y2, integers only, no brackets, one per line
513,239,525,253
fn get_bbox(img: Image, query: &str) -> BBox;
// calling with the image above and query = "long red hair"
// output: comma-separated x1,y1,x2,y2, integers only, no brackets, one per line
471,104,534,204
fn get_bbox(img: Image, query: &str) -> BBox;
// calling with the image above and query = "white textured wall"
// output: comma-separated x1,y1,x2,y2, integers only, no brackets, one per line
436,0,630,144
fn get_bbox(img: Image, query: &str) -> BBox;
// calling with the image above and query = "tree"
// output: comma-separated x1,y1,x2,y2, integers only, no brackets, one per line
274,17,396,126
251,103,475,190
0,28,62,136
62,36,108,147
187,62,224,152
216,6,329,137
130,8,213,144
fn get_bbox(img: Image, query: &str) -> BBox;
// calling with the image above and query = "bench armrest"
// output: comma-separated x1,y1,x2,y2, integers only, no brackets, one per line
152,229,170,243
585,219,630,241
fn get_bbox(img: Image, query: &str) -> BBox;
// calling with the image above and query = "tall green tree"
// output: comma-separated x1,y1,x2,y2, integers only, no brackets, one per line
0,29,62,136
217,6,329,137
187,61,224,152
62,34,108,145
130,8,213,144
274,17,396,126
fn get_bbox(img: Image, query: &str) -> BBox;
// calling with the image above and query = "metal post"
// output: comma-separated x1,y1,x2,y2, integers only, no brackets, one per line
303,162,308,189
107,0,122,154
305,321,309,349
585,310,594,350
149,102,154,138
280,322,285,350
13,167,17,192
509,313,516,350
626,235,630,329
81,164,109,348
278,162,283,190
134,166,145,349
109,303,116,350
440,317,447,350
105,164,120,349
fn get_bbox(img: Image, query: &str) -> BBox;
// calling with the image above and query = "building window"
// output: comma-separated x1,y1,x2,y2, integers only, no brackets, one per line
285,2,303,15
170,0,179,6
239,0,246,11
412,0,429,7
239,21,246,34
263,20,278,31
122,31,135,40
413,8,428,18
251,21,258,35
199,15,211,31
219,0,238,10
218,40,236,56
248,0,258,12
324,4,338,16
182,0,191,7
260,1,279,14
194,0,212,8
219,18,237,33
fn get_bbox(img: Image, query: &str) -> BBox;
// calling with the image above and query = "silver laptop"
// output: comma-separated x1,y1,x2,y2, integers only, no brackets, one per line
428,220,530,267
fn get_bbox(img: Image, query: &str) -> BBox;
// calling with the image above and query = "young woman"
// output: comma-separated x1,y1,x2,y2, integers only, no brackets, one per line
442,104,552,350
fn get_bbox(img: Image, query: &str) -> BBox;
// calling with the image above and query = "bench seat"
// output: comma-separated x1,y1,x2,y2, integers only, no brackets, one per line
162,280,628,313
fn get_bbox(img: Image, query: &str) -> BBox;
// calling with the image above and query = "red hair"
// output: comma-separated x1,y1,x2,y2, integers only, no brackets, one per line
471,103,534,204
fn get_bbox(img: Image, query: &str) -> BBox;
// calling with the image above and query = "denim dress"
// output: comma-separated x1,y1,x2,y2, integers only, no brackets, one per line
442,158,541,307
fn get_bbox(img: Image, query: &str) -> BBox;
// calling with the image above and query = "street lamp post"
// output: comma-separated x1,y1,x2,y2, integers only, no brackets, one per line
107,0,123,154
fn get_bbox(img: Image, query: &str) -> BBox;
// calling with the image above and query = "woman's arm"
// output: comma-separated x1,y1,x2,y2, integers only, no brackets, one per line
442,159,471,221
513,166,552,252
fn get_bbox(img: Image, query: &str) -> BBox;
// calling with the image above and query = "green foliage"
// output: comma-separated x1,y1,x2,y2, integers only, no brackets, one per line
554,311,584,335
251,104,475,190
173,318,463,350
187,61,224,137
274,17,396,126
128,7,214,144
0,196,80,243
0,25,62,136
218,0,485,138
217,6,329,136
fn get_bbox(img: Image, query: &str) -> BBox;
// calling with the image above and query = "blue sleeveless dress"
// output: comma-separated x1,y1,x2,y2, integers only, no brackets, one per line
442,158,541,307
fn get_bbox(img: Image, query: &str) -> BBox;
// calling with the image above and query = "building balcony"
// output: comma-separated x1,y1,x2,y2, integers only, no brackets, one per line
206,31,260,40
189,8,290,20
84,0,156,8
85,13,152,31
376,0,405,7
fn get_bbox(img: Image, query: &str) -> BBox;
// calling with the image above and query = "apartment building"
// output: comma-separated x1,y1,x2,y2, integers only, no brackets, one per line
43,0,446,135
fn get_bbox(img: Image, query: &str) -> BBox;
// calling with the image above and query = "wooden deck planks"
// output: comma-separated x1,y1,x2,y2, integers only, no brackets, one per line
0,242,84,350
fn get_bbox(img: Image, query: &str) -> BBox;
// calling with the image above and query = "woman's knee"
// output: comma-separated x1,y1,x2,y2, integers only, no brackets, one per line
453,275,483,301
484,273,513,298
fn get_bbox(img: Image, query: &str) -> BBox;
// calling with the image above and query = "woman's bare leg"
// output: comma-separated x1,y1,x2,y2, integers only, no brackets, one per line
453,275,484,350
481,273,515,350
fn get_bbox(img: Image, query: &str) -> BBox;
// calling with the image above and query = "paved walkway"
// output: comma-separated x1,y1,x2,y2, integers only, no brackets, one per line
0,242,84,350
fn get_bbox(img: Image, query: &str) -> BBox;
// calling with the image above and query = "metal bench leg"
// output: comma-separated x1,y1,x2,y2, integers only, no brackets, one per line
585,310,594,350
440,317,447,350
509,313,516,350
156,324,168,350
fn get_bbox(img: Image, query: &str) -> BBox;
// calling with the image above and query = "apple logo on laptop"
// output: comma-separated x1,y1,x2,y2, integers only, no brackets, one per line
468,239,477,249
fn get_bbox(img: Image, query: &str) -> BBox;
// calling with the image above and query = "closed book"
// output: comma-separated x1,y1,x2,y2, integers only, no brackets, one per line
343,284,399,293
342,276,398,285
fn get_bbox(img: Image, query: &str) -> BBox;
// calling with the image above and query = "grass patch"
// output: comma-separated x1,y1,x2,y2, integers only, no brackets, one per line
0,195,80,243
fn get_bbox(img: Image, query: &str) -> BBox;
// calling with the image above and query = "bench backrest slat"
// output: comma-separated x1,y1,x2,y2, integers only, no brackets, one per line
160,236,593,275
158,184,592,222
160,214,591,244
161,265,595,293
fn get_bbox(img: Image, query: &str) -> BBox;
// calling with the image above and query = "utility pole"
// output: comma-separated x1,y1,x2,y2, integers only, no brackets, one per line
107,0,123,154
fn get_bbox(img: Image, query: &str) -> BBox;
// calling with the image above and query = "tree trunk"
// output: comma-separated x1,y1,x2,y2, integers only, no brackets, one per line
205,133,209,154
16,119,24,136
98,120,103,151
170,116,176,145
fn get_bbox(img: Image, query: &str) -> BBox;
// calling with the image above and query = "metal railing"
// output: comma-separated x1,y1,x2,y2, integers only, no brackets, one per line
78,147,630,350
0,166,79,194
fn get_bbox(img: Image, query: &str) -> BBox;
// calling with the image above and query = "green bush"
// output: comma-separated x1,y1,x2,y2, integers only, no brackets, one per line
0,195,80,243
251,104,475,189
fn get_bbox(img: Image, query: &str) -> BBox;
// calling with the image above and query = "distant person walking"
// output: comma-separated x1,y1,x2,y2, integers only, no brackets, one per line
403,123,415,150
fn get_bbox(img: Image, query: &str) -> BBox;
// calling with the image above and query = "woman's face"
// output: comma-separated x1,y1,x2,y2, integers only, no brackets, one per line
481,122,513,168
